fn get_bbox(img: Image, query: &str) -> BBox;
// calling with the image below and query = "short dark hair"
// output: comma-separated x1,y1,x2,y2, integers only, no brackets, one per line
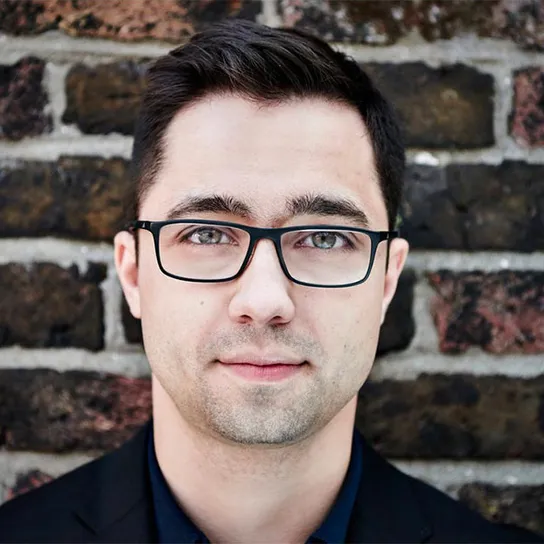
130,19,404,230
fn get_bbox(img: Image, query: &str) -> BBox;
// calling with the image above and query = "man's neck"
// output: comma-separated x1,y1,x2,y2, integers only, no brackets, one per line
152,381,357,544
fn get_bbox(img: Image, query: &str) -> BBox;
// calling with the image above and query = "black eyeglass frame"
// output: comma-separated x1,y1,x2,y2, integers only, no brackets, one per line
127,219,399,289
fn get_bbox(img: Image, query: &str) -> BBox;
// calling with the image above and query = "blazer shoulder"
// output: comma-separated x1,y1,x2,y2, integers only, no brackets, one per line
0,454,104,541
403,468,543,543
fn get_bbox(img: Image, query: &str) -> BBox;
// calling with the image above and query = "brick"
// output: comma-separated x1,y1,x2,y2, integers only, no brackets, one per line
0,263,106,350
356,374,544,459
0,370,151,452
416,0,499,42
401,162,544,251
5,470,53,501
488,0,544,51
459,484,544,536
0,157,131,241
63,62,147,135
363,63,494,149
279,0,415,45
376,270,416,356
0,57,52,141
0,0,261,41
122,296,143,345
510,67,544,148
428,270,544,355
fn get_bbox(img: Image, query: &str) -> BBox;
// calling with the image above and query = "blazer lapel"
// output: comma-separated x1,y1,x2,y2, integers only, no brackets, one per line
346,435,433,543
73,421,157,543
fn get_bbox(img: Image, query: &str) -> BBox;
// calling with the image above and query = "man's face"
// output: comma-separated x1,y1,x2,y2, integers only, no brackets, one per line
116,95,408,446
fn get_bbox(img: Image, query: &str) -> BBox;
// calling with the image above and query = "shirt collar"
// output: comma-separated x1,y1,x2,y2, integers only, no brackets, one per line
147,425,362,544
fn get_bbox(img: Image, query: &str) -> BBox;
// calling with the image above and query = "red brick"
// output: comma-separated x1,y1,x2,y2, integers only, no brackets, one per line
0,370,151,452
428,271,544,354
357,374,544,459
510,67,544,148
0,0,261,41
0,263,106,350
5,470,53,501
0,57,51,141
459,484,544,535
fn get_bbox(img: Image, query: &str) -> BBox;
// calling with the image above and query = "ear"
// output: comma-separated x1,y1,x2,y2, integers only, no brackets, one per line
381,238,409,325
114,230,141,319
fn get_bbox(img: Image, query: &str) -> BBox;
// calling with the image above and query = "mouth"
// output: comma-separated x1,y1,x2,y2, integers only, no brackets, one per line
217,357,308,382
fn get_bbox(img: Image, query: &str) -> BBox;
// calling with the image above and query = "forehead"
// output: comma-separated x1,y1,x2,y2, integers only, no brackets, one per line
142,94,387,227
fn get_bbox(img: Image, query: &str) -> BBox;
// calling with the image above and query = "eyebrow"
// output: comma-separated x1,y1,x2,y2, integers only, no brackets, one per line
287,194,370,228
166,193,370,228
166,195,253,220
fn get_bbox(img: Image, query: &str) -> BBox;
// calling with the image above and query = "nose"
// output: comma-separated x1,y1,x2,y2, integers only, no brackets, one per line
228,239,295,327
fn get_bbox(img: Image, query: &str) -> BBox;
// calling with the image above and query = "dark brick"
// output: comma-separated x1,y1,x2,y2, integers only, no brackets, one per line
510,67,544,148
63,62,147,135
459,484,544,536
0,157,131,241
488,0,544,51
401,162,544,251
122,296,142,345
0,57,52,141
428,271,544,355
279,0,415,45
416,0,499,42
0,369,151,452
0,0,261,41
377,269,416,356
5,470,53,501
363,63,494,149
357,374,544,459
0,263,106,350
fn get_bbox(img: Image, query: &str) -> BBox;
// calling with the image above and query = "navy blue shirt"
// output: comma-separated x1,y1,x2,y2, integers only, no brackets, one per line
148,426,362,544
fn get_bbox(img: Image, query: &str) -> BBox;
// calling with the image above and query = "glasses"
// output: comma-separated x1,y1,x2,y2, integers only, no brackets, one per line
127,219,398,289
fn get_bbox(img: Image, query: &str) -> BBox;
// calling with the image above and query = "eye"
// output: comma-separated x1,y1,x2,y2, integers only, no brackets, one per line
301,232,351,250
185,227,232,245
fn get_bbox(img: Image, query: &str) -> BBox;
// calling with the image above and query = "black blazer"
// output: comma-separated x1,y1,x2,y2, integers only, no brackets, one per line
0,421,541,543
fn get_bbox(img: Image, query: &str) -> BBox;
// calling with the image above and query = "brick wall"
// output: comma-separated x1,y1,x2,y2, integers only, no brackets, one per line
0,0,543,534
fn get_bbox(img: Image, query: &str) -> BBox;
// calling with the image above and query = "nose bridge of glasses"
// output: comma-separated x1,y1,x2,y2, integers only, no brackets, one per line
244,231,286,274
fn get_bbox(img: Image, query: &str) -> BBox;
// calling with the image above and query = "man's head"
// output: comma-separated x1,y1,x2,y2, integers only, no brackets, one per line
115,19,409,446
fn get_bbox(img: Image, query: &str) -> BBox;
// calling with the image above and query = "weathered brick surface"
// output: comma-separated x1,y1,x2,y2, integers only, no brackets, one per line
280,0,415,45
357,374,544,459
63,62,147,135
376,270,416,356
0,0,261,41
0,57,51,141
0,157,131,241
510,67,544,148
5,470,53,501
0,370,151,452
0,263,106,350
428,271,544,355
122,270,417,353
459,484,544,536
363,63,494,149
280,0,544,50
401,162,544,251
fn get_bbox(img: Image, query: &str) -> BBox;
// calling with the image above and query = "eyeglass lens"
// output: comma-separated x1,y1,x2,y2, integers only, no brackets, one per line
157,223,372,286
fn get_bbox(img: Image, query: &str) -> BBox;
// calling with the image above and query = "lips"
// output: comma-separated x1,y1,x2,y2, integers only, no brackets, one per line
217,356,306,381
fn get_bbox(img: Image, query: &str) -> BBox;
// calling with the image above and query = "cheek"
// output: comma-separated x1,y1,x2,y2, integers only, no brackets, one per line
304,281,384,359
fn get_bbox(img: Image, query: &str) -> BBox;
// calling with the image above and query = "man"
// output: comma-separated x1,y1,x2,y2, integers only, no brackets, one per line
0,19,541,544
